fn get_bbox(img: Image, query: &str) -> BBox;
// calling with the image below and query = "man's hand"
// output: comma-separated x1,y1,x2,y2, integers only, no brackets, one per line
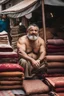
31,59,40,68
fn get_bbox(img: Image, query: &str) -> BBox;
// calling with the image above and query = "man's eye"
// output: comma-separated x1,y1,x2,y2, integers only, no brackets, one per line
30,30,38,31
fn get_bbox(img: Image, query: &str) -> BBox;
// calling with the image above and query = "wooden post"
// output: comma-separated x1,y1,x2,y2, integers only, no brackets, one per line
41,0,46,44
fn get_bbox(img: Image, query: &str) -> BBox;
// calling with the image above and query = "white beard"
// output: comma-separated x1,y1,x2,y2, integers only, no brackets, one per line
27,34,39,41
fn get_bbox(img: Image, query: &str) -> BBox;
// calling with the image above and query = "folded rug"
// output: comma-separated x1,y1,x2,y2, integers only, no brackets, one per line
47,68,64,74
55,87,64,92
47,39,64,45
0,80,22,85
47,52,64,55
44,73,64,77
46,55,64,61
47,44,64,49
0,71,24,77
0,51,18,58
46,77,64,87
0,58,18,63
23,79,49,95
48,62,64,68
47,48,64,52
0,63,24,72
0,85,22,89
0,44,13,52
0,77,23,81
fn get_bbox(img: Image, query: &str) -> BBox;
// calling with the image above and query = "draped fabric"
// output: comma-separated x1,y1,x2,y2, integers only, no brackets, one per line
0,0,64,18
0,0,9,4
44,0,64,6
0,0,41,18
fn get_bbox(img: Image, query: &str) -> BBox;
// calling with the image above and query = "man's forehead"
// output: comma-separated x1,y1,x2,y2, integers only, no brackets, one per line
28,25,39,30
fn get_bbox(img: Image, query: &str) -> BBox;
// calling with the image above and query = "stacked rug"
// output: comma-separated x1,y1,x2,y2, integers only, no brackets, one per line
0,31,18,63
46,39,64,55
0,30,25,93
0,63,24,90
0,51,18,63
45,38,64,95
46,77,64,92
46,39,64,76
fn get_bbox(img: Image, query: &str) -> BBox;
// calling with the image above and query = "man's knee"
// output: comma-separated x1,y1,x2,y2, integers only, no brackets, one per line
19,58,27,66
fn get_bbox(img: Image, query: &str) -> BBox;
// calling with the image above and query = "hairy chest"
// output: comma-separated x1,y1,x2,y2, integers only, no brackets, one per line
26,41,40,53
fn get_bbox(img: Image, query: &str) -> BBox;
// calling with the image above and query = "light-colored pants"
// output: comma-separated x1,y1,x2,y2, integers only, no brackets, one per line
19,58,47,78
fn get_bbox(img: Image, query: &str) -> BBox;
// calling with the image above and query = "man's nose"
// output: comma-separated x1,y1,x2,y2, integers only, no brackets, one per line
32,30,36,33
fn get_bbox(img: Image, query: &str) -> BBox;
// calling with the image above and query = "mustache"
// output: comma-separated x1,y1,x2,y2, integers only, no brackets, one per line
27,33,39,37
31,34,37,36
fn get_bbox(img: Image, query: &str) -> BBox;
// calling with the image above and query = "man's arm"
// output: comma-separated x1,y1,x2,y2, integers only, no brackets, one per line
17,37,34,62
38,39,46,62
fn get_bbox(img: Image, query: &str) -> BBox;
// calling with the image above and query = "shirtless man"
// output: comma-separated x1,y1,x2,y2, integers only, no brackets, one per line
17,24,47,79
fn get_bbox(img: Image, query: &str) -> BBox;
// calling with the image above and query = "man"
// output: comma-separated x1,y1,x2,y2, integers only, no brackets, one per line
17,24,47,79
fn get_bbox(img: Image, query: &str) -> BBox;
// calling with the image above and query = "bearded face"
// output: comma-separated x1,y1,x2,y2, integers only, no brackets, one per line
27,25,39,41
27,33,39,41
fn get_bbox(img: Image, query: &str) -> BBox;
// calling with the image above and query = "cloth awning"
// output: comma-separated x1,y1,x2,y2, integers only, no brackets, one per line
0,0,9,4
0,0,41,18
44,0,64,6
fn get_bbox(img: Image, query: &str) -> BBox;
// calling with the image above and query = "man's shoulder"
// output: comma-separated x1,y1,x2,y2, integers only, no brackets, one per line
19,35,27,42
38,36,44,41
38,37,45,45
19,35,27,39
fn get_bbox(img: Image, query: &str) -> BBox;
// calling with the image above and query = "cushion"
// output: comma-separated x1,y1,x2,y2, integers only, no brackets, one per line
0,80,22,85
0,71,24,77
48,62,64,68
0,63,24,72
0,85,22,89
47,45,64,49
47,39,64,45
44,73,64,77
55,88,64,92
0,58,18,63
47,52,64,55
23,80,49,95
46,48,64,52
0,77,23,81
46,55,64,61
0,51,18,58
47,68,64,74
0,44,13,52
57,93,64,96
46,77,64,87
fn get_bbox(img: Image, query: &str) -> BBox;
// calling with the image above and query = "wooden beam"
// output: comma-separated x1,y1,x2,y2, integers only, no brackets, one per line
41,0,46,44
